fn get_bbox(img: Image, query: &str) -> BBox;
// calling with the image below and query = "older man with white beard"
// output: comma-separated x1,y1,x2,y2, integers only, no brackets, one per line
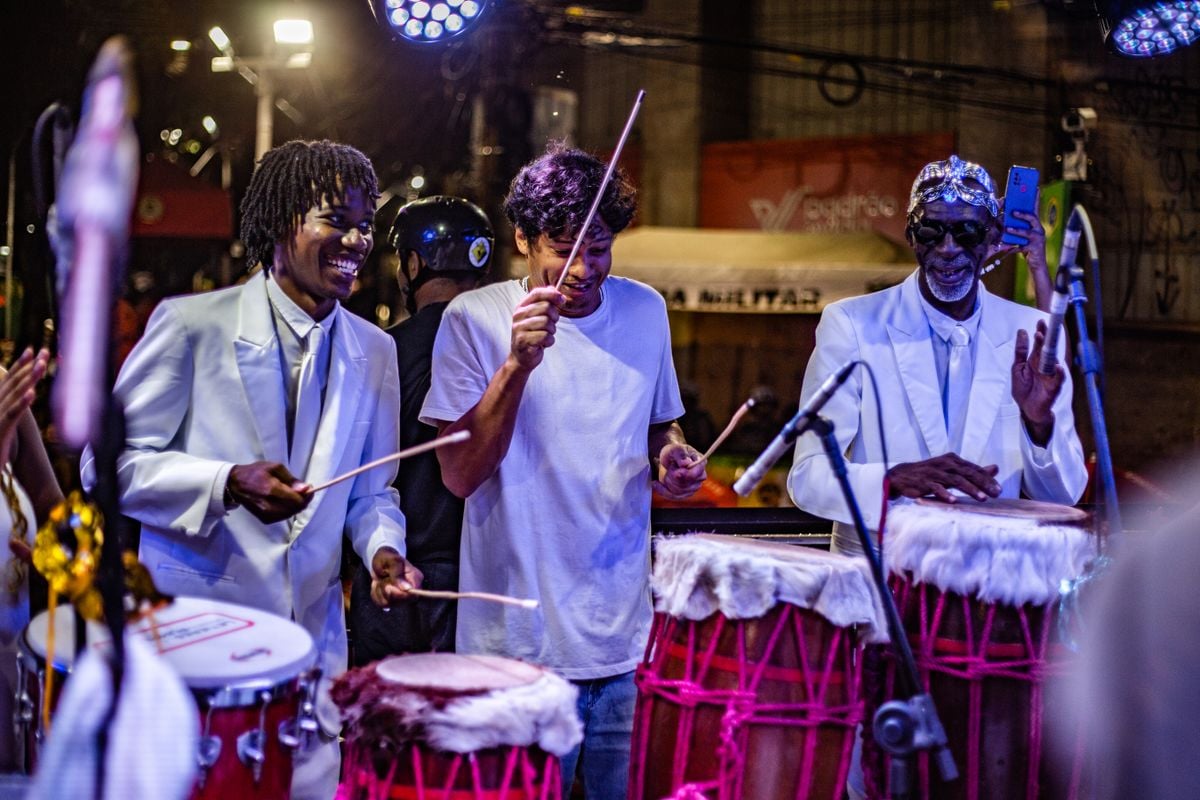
787,155,1087,559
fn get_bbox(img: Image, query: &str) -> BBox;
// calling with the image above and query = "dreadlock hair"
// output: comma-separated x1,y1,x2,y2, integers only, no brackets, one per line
240,139,380,270
503,141,637,243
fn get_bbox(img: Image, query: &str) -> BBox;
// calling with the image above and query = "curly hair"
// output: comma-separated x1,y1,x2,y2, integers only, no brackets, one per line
240,139,380,269
503,142,637,242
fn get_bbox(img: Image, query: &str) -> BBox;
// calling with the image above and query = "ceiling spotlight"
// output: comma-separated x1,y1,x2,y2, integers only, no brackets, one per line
367,0,489,43
1101,0,1200,57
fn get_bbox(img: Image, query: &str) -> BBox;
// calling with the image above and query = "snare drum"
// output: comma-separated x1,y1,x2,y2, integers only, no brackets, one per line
17,596,318,799
631,534,888,800
863,498,1096,800
334,652,582,800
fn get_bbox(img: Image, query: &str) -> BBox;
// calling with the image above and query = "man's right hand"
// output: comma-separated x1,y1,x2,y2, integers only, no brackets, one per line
227,461,312,523
509,286,563,371
886,454,1001,503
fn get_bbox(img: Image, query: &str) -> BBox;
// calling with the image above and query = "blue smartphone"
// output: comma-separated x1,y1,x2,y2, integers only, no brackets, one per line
1001,165,1040,246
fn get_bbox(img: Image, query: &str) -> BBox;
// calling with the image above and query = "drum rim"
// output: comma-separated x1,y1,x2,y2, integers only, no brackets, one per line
22,596,317,688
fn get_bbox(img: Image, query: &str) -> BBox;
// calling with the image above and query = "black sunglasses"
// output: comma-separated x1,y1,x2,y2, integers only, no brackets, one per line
908,218,990,248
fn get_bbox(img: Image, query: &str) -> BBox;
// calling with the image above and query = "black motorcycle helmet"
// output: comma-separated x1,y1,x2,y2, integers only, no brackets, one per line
388,195,494,280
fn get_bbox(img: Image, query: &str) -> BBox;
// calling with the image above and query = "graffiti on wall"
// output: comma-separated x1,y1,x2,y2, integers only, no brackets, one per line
1084,68,1200,323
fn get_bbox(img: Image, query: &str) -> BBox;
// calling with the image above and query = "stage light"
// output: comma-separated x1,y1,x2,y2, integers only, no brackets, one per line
368,0,489,43
202,115,219,135
1101,0,1200,56
274,19,314,45
171,39,192,51
208,26,231,52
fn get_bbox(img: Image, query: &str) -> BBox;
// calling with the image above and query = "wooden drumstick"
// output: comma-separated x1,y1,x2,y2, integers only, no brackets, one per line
696,397,756,463
554,90,645,292
306,430,471,494
400,587,539,610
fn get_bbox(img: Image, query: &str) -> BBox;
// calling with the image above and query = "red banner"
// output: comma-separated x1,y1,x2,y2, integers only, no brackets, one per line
700,132,956,243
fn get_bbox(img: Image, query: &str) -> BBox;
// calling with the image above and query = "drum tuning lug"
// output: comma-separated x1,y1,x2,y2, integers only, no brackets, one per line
277,719,301,749
237,729,266,783
197,735,222,771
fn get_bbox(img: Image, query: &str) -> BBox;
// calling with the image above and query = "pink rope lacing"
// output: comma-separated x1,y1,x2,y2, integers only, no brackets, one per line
336,741,557,800
630,607,863,800
864,577,1082,800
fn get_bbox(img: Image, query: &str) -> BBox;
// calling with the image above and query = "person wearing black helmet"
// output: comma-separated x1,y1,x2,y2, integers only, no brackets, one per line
349,195,493,662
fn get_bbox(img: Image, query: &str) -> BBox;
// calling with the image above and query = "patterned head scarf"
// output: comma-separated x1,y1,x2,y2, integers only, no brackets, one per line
907,155,999,218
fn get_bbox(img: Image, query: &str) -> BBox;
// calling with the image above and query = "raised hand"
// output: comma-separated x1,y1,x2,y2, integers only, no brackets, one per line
509,286,563,372
1012,319,1061,446
0,348,50,466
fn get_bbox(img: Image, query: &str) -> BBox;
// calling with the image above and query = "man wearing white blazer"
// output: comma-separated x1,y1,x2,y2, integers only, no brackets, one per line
83,140,421,799
788,155,1087,558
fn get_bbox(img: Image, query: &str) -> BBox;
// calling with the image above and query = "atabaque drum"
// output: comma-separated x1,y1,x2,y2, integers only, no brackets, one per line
630,533,889,800
17,596,318,799
862,498,1096,800
333,652,582,800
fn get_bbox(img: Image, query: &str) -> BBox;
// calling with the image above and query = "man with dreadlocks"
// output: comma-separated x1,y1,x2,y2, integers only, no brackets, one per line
421,144,706,800
85,139,419,799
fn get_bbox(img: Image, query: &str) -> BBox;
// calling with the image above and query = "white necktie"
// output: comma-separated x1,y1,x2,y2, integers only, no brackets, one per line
290,324,327,478
946,324,971,451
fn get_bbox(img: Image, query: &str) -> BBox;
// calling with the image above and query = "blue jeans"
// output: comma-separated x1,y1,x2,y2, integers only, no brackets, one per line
560,671,637,800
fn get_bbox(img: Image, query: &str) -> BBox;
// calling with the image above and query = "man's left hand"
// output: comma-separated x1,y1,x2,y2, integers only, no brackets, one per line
1012,319,1061,447
652,443,706,500
369,546,424,607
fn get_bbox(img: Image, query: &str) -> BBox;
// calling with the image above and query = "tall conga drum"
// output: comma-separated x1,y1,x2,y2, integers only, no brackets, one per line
17,596,319,798
863,498,1097,800
630,534,888,800
333,652,582,800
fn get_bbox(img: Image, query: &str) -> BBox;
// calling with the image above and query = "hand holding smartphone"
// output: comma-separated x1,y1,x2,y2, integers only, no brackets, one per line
1001,165,1040,246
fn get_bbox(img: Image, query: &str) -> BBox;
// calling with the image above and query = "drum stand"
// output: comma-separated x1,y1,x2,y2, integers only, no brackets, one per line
806,415,959,798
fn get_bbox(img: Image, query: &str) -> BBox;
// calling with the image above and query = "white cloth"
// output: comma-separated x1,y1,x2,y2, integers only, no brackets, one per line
0,471,34,771
787,271,1087,556
27,635,199,800
946,324,972,451
420,277,684,680
80,270,407,735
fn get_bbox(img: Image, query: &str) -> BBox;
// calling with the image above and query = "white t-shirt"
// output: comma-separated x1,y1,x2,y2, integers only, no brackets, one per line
421,276,684,679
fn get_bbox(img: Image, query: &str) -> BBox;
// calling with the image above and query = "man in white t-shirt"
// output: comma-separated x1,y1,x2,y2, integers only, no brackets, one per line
421,143,706,800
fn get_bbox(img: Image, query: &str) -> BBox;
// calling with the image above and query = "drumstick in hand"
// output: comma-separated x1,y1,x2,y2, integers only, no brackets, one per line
404,587,539,610
306,430,471,494
696,398,755,463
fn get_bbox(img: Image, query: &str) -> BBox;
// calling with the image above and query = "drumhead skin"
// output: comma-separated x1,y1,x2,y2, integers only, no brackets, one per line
23,596,315,689
375,652,543,693
914,496,1090,525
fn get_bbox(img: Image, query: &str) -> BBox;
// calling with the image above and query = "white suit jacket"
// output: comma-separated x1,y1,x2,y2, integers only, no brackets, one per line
788,271,1087,554
82,271,406,723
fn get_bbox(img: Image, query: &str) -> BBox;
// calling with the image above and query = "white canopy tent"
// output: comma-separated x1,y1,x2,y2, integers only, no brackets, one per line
584,227,914,314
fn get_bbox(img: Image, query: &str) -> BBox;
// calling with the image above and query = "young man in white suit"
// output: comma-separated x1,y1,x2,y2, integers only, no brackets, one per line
83,140,421,799
788,155,1087,557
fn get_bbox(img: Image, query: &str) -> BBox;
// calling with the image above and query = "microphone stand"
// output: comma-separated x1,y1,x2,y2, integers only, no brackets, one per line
1065,258,1121,542
807,415,958,798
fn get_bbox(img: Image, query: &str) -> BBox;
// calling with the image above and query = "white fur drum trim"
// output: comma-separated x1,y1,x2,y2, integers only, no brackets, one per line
651,534,889,644
337,656,583,757
884,500,1096,607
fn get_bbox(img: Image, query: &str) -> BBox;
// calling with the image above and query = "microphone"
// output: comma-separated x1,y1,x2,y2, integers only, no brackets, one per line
733,360,858,497
51,37,140,450
1037,206,1082,376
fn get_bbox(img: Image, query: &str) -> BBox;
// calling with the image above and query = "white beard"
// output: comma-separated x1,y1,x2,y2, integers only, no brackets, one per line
923,267,975,303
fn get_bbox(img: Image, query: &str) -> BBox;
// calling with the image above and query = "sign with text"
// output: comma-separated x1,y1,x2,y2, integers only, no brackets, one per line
700,132,956,243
